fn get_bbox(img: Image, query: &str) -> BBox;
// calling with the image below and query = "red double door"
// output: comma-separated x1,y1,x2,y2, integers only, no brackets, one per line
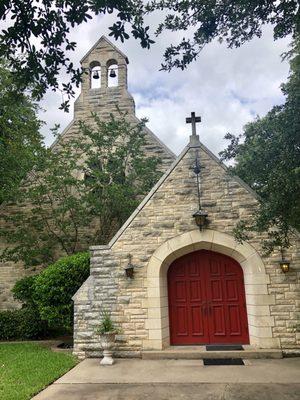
168,250,249,345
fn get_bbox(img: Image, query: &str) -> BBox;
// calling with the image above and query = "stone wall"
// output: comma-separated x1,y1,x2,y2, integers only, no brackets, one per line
0,36,175,310
73,140,300,358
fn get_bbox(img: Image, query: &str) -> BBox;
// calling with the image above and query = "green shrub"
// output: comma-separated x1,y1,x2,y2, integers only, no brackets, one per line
12,274,37,305
96,310,120,334
0,307,48,340
33,252,90,328
10,252,90,335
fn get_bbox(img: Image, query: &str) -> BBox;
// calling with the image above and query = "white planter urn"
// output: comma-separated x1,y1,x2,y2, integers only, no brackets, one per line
99,332,116,365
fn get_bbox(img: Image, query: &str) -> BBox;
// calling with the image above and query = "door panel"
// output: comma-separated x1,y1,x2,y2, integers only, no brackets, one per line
211,305,226,336
189,280,202,301
211,279,223,302
191,305,205,336
175,305,188,336
227,304,242,336
168,253,209,344
168,250,249,345
225,280,238,301
175,281,186,301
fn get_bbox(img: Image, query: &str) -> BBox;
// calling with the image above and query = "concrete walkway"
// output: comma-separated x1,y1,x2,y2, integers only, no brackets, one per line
32,358,300,400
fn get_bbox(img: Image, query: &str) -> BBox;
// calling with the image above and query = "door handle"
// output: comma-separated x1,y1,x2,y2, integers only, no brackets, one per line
201,302,213,315
207,301,212,315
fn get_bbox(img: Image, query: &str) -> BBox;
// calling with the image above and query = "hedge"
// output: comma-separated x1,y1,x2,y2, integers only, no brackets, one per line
0,307,48,340
33,252,90,328
12,274,37,305
0,252,90,340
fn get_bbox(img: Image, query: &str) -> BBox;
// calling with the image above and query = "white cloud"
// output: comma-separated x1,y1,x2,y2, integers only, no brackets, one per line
39,14,290,157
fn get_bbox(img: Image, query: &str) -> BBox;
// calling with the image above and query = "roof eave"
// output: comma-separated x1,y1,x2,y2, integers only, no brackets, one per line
80,35,129,64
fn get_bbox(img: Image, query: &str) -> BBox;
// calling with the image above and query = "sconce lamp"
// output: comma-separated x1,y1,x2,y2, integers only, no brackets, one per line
124,254,135,279
280,259,290,273
193,209,208,231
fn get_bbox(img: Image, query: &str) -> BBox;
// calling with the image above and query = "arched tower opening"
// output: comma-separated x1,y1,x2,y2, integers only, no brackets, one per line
107,59,118,87
89,61,101,89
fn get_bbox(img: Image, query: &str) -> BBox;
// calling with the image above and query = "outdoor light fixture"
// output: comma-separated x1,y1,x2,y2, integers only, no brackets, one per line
279,248,290,273
124,254,135,279
191,147,208,231
280,259,290,273
193,209,208,231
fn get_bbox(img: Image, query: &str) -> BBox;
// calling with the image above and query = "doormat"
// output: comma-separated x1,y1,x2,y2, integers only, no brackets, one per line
206,345,244,351
203,358,245,366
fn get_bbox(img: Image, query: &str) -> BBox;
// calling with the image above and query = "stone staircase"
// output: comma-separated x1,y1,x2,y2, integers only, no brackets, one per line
142,345,283,360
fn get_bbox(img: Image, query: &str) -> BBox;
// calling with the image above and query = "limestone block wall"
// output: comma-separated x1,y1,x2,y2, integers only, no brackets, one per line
73,143,300,358
0,125,174,310
0,201,93,310
0,202,33,310
0,37,175,310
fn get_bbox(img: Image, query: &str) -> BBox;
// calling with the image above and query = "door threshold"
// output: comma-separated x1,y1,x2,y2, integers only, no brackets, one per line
142,346,282,360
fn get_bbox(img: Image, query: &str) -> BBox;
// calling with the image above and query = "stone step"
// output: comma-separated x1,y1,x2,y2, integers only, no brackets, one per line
142,348,283,360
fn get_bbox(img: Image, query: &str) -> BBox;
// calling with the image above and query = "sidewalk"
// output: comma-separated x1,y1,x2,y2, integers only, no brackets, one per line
32,358,300,399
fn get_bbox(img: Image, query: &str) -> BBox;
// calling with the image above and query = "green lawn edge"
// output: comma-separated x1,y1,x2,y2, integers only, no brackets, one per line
0,342,78,400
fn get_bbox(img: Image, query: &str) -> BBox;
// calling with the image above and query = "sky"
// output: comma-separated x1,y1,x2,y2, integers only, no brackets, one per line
39,13,291,157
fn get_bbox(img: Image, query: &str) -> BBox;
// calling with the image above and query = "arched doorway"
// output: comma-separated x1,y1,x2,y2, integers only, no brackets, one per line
168,250,249,345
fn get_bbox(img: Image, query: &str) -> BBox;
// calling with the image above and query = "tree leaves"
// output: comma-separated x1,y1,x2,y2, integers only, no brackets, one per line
109,21,130,42
76,110,161,243
220,40,300,253
0,59,44,205
1,1,297,109
0,110,162,266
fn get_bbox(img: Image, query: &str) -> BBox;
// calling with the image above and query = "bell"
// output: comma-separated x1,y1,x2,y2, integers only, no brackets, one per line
109,69,116,78
93,70,100,79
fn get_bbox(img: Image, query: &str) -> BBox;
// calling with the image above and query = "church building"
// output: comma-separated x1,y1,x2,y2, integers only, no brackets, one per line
0,36,299,357
72,37,300,358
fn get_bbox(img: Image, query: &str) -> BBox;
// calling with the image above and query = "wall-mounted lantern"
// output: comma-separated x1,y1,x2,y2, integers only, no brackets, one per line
191,146,209,231
124,254,135,279
280,259,290,273
279,248,290,273
193,209,208,231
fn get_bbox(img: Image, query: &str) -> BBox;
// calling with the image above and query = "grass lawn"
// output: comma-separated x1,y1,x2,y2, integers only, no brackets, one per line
0,342,78,400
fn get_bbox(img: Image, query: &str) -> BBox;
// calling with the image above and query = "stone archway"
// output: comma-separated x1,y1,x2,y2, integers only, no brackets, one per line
145,229,279,350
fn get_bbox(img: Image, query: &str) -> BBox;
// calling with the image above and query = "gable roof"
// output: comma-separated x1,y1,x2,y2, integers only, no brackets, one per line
90,140,259,250
50,115,176,160
80,36,129,64
131,115,176,159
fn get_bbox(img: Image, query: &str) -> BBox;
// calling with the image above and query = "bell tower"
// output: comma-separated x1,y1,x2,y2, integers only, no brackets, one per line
52,35,175,171
74,36,135,118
